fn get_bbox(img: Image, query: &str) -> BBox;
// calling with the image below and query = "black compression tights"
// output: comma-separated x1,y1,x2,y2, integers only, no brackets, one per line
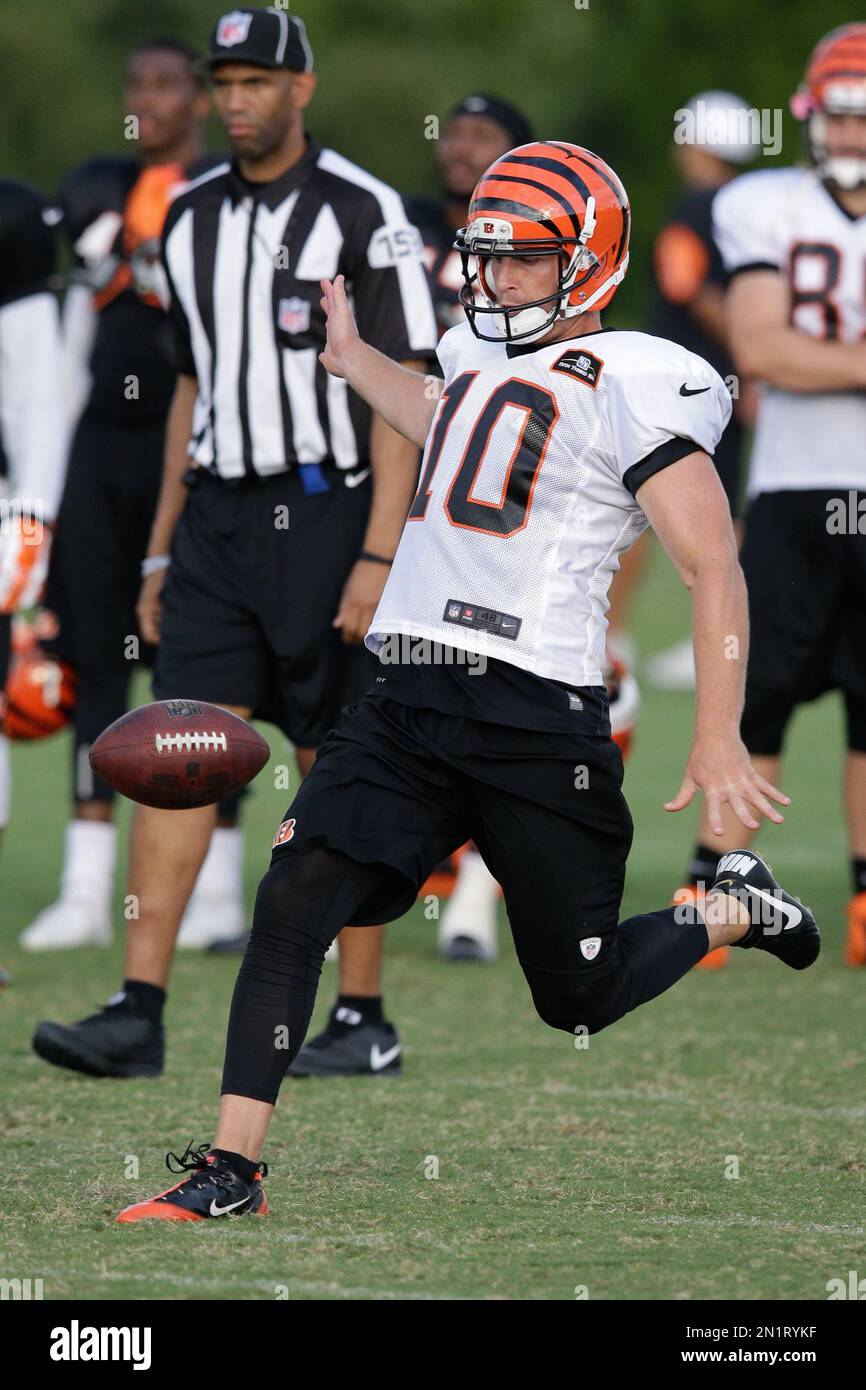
221,847,387,1104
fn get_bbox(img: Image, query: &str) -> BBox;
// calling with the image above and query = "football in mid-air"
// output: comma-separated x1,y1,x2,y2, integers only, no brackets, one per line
89,699,270,809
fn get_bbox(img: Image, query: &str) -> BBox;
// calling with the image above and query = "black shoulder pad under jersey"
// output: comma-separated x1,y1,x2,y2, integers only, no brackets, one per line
58,156,140,245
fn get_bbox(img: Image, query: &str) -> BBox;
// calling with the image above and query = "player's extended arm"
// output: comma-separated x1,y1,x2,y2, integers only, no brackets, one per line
319,276,442,447
637,452,790,835
333,374,424,644
726,270,866,392
136,372,197,644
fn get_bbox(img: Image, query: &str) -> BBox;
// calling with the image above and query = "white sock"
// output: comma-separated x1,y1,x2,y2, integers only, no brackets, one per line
454,847,498,897
58,819,117,907
0,734,10,828
192,826,244,900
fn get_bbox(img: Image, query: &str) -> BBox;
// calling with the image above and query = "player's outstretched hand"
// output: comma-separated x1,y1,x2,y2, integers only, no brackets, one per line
319,275,360,378
664,736,790,835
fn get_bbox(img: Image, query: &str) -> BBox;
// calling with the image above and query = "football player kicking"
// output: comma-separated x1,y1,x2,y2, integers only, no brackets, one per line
118,141,819,1222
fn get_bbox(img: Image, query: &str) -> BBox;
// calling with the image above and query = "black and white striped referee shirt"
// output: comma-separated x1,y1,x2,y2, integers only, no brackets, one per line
161,137,437,489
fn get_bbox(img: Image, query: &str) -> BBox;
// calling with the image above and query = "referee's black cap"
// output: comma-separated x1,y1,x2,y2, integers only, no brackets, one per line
206,7,314,72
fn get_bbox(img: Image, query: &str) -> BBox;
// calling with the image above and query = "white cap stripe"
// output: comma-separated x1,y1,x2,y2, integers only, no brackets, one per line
292,14,314,71
268,7,288,64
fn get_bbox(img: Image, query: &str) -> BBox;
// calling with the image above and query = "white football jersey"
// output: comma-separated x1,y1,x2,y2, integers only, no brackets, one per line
713,167,866,496
366,323,730,686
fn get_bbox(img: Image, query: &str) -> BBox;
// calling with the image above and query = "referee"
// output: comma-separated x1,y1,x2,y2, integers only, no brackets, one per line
32,6,437,1079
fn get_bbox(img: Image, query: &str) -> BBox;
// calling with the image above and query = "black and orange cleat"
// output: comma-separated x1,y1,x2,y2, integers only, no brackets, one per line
116,1143,268,1223
845,891,866,967
711,850,820,971
671,883,729,970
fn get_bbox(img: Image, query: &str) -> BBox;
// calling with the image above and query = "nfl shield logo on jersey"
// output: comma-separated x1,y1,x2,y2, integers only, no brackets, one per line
278,296,311,335
580,936,602,961
216,11,253,46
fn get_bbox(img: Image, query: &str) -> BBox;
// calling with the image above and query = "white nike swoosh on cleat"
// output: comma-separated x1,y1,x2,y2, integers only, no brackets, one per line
749,885,803,932
209,1195,250,1216
370,1042,402,1071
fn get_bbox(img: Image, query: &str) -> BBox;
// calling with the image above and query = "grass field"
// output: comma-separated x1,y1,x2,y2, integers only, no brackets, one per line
1,545,864,1301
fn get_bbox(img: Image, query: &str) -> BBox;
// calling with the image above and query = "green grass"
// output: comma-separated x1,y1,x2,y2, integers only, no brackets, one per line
1,546,864,1300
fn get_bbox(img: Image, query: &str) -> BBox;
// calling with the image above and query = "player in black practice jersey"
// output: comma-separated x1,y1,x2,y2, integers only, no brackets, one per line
19,40,244,953
0,178,67,977
609,92,761,687
639,91,760,704
407,95,534,336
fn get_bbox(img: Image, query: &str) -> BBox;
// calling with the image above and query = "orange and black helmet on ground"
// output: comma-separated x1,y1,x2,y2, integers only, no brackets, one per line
454,140,630,343
3,620,76,741
790,24,866,188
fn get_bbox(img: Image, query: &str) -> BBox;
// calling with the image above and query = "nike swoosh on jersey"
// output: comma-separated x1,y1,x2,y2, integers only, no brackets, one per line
345,467,372,488
209,1195,251,1216
370,1042,402,1071
749,885,803,931
679,383,710,396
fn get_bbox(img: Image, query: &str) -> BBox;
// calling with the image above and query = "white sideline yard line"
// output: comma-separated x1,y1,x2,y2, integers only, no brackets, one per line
642,1215,864,1236
447,1078,866,1121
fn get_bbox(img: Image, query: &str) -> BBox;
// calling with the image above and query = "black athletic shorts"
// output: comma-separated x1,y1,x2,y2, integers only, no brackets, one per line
153,468,377,747
740,489,866,716
270,690,634,974
42,407,163,672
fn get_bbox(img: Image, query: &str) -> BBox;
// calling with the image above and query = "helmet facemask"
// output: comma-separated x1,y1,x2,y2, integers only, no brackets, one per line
807,98,866,189
458,245,595,344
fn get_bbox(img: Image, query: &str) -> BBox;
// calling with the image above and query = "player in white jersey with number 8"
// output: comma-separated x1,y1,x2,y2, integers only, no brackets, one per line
117,140,821,1223
675,24,866,967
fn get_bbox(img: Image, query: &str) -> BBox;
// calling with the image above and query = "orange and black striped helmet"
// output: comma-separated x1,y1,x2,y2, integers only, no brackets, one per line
454,141,630,343
791,24,866,188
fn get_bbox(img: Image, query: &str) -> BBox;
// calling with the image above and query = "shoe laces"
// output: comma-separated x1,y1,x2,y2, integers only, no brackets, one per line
166,1140,212,1174
165,1140,267,1185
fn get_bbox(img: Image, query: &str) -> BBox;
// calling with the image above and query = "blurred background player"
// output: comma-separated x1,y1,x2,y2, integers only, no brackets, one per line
17,39,248,952
673,24,866,967
608,89,759,688
31,6,436,1080
407,94,535,336
0,176,67,982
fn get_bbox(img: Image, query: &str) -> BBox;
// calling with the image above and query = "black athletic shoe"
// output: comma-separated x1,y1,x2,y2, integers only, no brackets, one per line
710,850,821,971
206,933,250,955
442,934,493,962
288,1005,403,1078
32,995,164,1078
116,1142,268,1222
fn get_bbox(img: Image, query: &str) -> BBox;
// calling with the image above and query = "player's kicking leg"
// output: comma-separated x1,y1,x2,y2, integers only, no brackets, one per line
115,696,819,1223
116,845,393,1220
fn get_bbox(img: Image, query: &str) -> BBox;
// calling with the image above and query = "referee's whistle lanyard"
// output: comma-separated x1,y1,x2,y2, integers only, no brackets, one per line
243,191,331,500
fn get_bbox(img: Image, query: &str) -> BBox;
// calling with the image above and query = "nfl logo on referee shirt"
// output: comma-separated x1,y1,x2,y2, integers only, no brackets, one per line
216,11,253,47
278,297,311,335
